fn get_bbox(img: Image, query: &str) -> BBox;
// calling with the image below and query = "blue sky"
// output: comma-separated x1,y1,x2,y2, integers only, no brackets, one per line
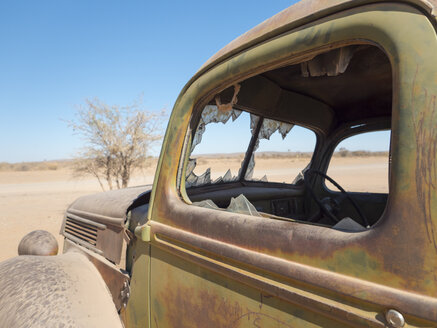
0,1,389,163
0,0,296,163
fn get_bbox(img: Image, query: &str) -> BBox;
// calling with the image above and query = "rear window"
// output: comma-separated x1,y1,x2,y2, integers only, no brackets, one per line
327,130,390,193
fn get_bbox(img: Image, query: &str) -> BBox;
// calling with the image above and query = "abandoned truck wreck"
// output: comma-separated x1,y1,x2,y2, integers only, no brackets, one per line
1,0,437,327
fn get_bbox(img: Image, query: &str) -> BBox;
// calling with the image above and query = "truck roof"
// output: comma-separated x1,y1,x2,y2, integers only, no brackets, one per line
198,0,437,76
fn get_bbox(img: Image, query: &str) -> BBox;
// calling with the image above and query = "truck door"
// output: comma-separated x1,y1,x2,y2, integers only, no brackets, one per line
146,3,437,327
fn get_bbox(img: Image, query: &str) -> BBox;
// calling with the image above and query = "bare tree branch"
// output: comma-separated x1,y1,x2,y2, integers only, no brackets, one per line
69,97,165,190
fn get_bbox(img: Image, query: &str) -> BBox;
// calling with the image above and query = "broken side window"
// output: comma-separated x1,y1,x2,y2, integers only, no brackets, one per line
186,104,253,188
245,118,317,184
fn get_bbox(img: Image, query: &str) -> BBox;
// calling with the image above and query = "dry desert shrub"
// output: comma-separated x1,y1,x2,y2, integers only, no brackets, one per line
69,97,165,190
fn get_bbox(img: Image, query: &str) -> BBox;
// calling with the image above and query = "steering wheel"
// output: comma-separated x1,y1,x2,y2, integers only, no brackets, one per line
304,169,369,227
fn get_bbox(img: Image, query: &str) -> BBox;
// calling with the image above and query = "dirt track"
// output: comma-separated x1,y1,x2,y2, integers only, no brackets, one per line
0,156,387,261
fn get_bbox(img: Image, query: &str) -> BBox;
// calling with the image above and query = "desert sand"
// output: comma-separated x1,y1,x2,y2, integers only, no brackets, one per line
0,167,156,262
0,156,387,261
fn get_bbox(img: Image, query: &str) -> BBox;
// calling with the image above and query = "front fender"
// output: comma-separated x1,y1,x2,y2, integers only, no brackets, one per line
0,252,123,328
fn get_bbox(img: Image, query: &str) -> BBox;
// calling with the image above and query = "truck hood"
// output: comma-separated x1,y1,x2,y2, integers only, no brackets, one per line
66,185,153,227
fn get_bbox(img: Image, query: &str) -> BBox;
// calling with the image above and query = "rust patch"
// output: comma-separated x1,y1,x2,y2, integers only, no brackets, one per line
215,84,241,112
159,286,243,328
158,286,295,328
411,65,437,252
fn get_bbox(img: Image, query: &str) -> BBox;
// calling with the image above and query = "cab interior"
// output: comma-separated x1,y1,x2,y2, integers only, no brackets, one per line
185,44,391,231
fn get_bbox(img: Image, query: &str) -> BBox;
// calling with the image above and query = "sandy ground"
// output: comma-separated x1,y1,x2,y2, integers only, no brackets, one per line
0,156,387,261
0,168,156,262
193,156,388,192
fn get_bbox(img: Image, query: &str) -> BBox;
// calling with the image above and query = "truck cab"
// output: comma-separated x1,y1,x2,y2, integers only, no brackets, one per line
2,0,437,327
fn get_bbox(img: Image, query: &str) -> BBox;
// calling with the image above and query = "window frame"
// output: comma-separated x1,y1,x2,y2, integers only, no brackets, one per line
320,119,391,195
148,3,437,314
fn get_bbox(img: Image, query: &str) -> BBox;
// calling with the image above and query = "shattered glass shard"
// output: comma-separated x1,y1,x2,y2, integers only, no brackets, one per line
260,175,268,182
259,118,278,139
278,122,294,139
187,103,245,187
186,167,211,188
192,199,219,210
292,164,310,185
222,169,234,182
246,115,293,181
259,118,294,140
192,194,261,218
202,105,242,125
186,158,197,177
226,194,262,217
191,121,206,153
245,153,255,180
250,114,294,140
250,114,260,134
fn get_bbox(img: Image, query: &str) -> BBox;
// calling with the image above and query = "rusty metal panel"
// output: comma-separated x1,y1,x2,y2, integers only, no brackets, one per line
198,0,437,77
151,246,347,328
62,185,152,264
151,221,437,325
66,185,152,226
146,3,437,327
123,239,151,328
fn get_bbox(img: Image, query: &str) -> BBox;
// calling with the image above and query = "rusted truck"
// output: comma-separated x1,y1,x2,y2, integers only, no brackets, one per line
1,0,437,326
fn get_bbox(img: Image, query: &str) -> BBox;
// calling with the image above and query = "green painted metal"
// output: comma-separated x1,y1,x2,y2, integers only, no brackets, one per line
124,240,151,327
126,1,437,327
